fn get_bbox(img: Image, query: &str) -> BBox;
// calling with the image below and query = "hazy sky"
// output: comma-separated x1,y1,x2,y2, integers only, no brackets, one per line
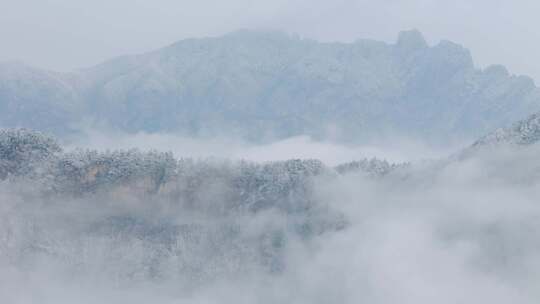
1,0,539,82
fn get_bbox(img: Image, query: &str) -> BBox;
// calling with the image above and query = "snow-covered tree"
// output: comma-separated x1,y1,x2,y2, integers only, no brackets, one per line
335,158,405,177
0,128,61,180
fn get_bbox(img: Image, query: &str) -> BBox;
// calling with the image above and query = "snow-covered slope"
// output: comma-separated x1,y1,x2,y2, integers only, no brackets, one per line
452,110,540,162
1,30,539,143
472,112,540,147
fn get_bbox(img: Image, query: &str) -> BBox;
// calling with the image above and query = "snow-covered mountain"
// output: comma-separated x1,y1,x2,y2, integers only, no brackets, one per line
1,30,539,143
0,62,83,134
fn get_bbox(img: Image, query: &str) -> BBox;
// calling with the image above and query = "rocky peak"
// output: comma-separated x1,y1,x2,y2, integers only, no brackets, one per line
395,29,428,53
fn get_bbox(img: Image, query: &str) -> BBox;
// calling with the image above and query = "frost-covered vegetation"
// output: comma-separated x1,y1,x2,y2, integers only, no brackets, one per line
3,126,540,303
0,128,397,288
473,112,540,146
0,129,399,195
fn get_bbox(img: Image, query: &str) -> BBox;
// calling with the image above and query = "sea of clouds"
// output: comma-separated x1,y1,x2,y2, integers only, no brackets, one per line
1,133,539,303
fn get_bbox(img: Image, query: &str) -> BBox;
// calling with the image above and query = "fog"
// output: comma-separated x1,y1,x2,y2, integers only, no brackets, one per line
1,134,540,303
1,0,540,82
66,131,458,165
2,0,540,302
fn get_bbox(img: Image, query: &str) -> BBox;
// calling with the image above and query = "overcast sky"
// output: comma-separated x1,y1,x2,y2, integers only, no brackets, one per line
1,0,539,82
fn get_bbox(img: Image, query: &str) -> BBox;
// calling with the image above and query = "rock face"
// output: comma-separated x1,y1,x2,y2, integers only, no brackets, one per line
1,30,539,143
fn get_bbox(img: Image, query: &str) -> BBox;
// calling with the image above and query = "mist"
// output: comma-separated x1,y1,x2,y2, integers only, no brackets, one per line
1,131,540,303
65,130,457,165
2,0,540,302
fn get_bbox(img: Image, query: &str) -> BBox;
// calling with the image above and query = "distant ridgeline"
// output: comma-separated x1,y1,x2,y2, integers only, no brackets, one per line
1,30,539,144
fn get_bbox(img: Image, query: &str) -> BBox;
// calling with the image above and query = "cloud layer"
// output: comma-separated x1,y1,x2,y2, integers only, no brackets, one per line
1,133,540,303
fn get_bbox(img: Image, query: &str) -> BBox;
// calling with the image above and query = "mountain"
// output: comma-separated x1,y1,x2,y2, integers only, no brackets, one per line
0,62,83,134
1,30,539,143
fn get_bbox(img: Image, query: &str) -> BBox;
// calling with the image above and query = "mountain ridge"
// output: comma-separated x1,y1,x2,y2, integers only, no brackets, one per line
1,30,539,144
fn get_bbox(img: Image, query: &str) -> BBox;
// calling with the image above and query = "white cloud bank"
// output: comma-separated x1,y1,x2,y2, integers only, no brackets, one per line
65,131,458,165
1,139,540,303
